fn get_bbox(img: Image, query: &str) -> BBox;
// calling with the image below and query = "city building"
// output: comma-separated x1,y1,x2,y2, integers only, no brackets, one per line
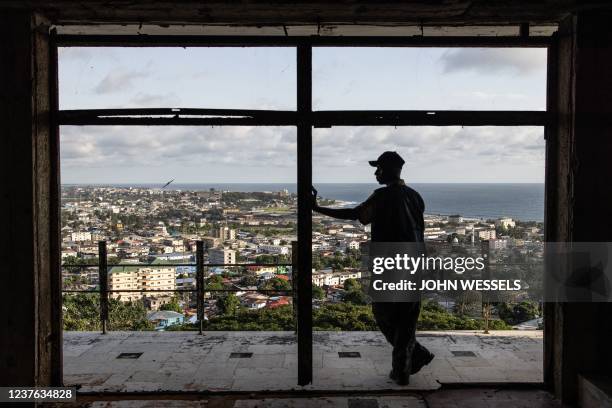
216,226,236,241
70,231,92,242
108,266,176,302
258,244,289,255
209,248,236,265
146,310,184,330
495,218,516,229
477,229,497,240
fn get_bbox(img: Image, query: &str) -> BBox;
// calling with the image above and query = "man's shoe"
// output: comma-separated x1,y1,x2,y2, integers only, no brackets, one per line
389,370,410,385
411,351,435,374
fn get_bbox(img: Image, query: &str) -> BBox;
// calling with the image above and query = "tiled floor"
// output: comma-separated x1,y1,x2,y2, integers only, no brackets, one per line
64,330,543,393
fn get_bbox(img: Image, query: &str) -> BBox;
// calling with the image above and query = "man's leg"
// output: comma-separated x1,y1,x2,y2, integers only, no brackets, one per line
372,302,396,346
411,340,434,374
390,302,421,383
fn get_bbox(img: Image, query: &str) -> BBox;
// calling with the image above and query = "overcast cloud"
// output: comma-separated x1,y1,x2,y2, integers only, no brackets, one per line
93,70,150,94
59,47,546,183
439,48,547,75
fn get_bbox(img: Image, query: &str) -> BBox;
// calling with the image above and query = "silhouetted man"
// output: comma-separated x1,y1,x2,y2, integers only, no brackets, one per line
312,151,434,385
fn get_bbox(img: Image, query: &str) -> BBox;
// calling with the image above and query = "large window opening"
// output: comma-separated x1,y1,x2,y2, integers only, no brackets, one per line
56,37,549,391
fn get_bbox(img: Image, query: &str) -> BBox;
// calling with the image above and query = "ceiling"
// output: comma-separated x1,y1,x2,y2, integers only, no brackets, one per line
0,1,607,26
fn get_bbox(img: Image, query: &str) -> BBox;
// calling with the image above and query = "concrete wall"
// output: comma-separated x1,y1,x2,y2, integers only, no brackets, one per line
545,12,612,404
0,11,61,386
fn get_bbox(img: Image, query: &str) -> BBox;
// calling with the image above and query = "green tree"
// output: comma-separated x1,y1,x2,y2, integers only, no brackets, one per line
343,278,361,292
62,294,154,331
206,274,224,290
239,274,259,287
496,301,539,325
259,277,292,292
312,285,325,300
160,297,183,314
343,289,367,305
313,303,377,331
217,293,240,316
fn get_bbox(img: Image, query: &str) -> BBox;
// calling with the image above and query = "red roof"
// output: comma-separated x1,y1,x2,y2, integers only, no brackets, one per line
267,297,291,308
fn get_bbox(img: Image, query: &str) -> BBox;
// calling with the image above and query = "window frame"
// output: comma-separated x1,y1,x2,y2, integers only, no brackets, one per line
52,32,552,387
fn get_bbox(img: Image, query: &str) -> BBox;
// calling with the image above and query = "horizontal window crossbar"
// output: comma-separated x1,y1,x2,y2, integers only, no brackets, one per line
58,108,548,127
313,110,549,127
62,289,292,293
56,35,551,48
59,108,297,126
61,262,292,268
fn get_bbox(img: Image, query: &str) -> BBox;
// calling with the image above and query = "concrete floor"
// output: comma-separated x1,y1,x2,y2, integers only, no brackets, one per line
64,331,542,393
62,389,563,408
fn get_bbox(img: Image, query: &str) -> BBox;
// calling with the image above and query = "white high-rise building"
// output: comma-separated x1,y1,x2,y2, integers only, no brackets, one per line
108,266,175,302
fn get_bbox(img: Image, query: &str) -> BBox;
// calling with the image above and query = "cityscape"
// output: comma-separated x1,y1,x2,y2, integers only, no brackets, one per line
61,184,545,332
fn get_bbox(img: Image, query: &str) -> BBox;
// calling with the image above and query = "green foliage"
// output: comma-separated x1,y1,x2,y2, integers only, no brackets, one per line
63,294,154,331
217,293,240,316
239,274,259,287
63,295,513,332
109,299,155,330
159,297,183,314
418,300,512,330
206,305,295,330
259,277,292,292
496,301,539,325
312,255,323,270
321,250,361,270
343,289,367,305
343,278,361,291
63,294,100,331
206,274,224,290
312,285,326,300
313,303,377,331
341,278,367,305
255,254,290,264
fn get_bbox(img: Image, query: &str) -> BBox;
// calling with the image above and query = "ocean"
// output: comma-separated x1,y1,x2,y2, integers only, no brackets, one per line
72,183,544,222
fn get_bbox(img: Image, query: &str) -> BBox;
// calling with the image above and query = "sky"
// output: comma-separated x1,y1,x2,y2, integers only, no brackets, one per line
59,47,547,184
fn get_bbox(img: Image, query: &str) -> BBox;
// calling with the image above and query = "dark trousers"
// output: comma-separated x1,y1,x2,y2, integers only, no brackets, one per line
372,301,429,376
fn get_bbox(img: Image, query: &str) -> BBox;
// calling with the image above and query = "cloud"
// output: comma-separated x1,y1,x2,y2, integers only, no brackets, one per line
58,48,93,61
60,126,296,169
313,126,544,181
60,125,544,183
439,48,546,75
93,70,149,94
128,92,181,107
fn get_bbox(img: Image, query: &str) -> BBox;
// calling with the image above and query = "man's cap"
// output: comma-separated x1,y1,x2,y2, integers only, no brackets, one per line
369,151,405,168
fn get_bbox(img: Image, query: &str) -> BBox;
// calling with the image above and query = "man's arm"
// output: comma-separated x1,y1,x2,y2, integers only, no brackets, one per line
311,186,359,220
311,186,370,222
313,204,359,220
